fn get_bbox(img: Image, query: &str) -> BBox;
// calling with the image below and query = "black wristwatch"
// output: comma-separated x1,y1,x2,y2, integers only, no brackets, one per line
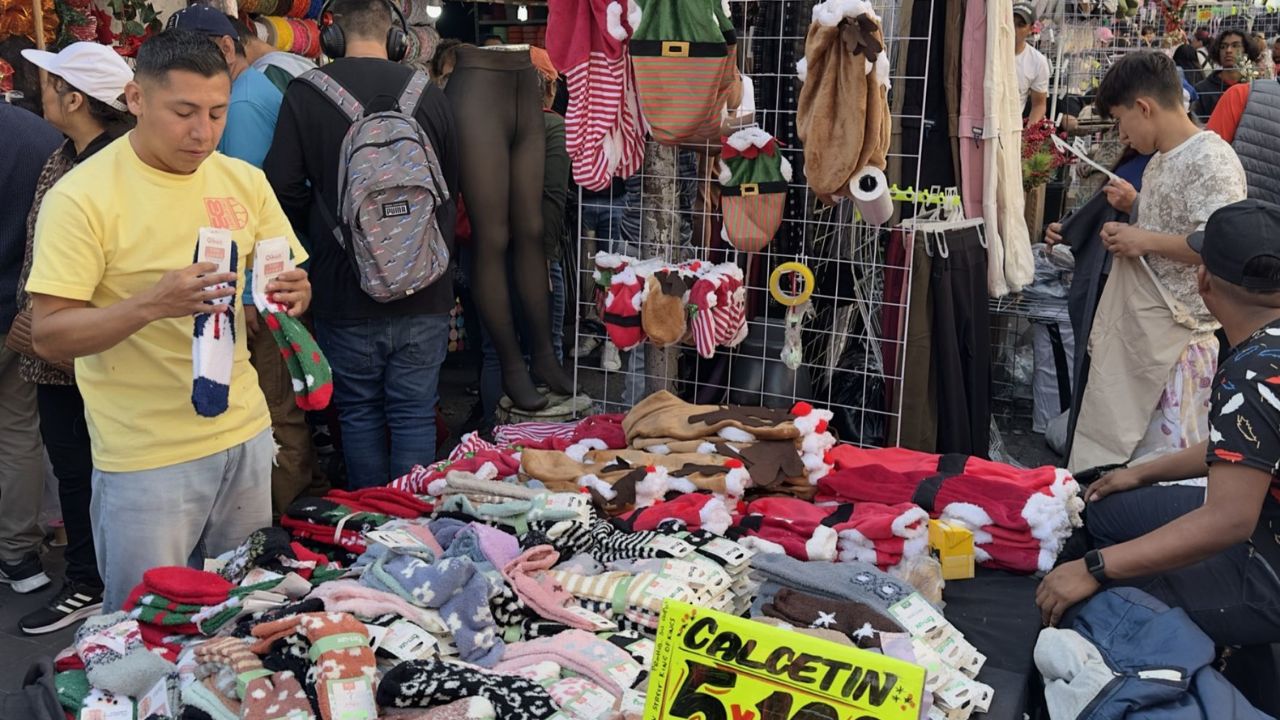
1084,550,1108,584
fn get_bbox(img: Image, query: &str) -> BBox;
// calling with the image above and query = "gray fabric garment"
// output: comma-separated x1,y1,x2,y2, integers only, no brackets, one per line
1035,627,1112,720
1232,79,1280,206
749,554,916,616
251,51,315,80
0,659,63,720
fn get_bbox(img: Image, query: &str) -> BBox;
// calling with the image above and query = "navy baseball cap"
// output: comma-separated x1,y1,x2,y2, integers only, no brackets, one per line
1188,199,1280,292
166,4,237,39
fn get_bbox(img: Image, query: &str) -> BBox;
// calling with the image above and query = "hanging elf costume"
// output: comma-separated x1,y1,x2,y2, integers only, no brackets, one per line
719,127,792,253
630,0,737,146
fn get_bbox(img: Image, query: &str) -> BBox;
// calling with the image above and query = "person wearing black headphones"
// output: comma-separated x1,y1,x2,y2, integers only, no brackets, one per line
263,0,459,489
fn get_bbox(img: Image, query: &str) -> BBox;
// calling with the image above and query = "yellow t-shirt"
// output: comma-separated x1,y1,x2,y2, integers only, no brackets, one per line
26,135,308,472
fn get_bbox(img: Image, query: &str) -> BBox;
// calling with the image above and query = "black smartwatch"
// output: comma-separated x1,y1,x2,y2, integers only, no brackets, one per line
1084,550,1108,584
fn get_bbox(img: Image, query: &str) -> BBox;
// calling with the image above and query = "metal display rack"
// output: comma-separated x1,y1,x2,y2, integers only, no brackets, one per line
565,0,936,450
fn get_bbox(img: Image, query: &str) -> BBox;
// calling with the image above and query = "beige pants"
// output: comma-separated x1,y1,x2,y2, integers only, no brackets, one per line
0,336,46,562
1070,257,1196,472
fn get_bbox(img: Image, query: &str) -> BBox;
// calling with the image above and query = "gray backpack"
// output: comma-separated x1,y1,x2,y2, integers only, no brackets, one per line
302,69,450,303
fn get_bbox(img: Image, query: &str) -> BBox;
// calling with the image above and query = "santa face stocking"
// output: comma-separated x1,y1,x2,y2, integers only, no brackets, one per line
253,279,333,411
598,257,647,350
192,241,238,417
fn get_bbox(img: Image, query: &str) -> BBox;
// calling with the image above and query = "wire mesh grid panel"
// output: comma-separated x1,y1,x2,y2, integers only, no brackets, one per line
564,0,935,449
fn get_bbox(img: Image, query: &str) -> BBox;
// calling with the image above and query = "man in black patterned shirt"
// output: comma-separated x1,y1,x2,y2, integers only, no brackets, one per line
1038,199,1280,645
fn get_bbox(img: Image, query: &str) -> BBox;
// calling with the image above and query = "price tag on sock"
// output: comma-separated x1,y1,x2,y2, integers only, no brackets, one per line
625,638,656,665
365,528,432,553
563,604,616,632
376,619,439,661
645,535,694,557
558,682,618,719
325,676,378,720
136,676,172,718
253,236,294,300
202,557,227,574
698,536,752,567
197,227,233,275
888,593,949,636
241,567,285,586
601,658,642,690
620,689,647,716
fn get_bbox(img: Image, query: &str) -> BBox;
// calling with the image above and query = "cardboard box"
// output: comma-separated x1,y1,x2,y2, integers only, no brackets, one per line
929,519,975,580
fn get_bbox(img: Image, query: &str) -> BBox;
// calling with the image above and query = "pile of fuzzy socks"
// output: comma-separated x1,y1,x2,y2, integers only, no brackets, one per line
819,445,1084,573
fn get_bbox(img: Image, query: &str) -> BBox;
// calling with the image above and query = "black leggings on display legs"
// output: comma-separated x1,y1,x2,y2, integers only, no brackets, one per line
446,48,574,410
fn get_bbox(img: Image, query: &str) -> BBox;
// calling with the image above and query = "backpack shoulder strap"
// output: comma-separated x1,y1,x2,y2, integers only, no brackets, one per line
397,71,431,116
299,68,364,124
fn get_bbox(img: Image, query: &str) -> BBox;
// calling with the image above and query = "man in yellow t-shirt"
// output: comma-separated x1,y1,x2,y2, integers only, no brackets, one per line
25,29,311,612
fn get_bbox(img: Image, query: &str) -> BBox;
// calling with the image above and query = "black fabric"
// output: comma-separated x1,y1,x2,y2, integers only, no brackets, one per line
1046,322,1072,413
1174,44,1207,84
1206,316,1280,510
0,103,61,334
820,503,855,527
911,475,945,513
444,47,572,409
36,384,99,587
942,569,1044,720
264,57,459,320
1194,71,1237,120
1061,192,1127,459
896,0,955,190
930,225,991,457
937,453,968,475
1088,485,1280,646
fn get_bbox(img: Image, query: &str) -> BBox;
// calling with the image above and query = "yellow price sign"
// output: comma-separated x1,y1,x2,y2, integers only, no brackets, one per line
1196,7,1211,21
644,601,927,720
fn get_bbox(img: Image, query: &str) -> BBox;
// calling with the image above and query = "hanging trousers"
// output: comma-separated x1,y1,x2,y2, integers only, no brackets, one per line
930,225,991,458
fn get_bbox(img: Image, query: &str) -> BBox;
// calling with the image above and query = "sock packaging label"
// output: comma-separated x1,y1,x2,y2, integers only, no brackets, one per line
136,676,172,718
253,236,294,299
197,227,234,275
326,676,378,720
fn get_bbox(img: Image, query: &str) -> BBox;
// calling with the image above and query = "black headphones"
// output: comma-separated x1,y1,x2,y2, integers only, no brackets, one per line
318,0,409,62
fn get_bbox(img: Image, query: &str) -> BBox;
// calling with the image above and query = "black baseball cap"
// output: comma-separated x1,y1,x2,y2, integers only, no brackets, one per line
1189,199,1280,291
166,4,237,39
1013,2,1037,24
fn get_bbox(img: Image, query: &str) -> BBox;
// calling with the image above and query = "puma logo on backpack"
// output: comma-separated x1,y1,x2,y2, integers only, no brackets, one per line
302,69,450,303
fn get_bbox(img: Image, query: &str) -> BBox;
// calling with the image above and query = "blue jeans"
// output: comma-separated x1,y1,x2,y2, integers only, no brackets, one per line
314,314,449,489
1087,485,1280,646
92,429,273,610
580,202,624,246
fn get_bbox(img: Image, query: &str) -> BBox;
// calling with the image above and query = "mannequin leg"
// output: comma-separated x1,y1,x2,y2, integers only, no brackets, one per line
508,67,575,396
447,67,547,410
